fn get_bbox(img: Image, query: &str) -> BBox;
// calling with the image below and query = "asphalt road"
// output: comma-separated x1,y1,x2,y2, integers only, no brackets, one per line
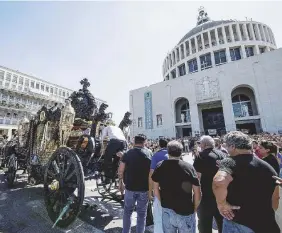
0,153,281,233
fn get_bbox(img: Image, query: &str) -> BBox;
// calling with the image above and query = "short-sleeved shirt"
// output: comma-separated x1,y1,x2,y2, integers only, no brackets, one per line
263,154,280,175
121,147,152,192
277,153,282,169
193,148,226,201
150,149,168,170
219,154,279,233
152,159,200,216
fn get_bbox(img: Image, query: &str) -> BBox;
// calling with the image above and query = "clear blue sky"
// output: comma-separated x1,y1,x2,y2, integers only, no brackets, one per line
0,1,281,123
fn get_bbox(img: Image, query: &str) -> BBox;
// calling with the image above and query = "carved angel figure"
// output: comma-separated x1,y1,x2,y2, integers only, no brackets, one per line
59,99,75,145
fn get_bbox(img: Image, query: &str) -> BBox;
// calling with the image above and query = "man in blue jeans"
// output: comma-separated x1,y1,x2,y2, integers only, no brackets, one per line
118,134,152,233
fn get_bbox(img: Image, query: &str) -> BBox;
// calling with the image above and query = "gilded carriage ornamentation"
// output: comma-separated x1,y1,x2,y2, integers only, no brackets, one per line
59,99,75,146
18,116,30,147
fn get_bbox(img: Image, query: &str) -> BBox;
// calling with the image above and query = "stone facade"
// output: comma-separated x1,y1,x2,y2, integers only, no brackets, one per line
130,49,282,139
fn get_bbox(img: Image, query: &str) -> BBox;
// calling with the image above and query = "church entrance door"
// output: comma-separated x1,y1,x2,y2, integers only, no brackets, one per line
201,107,226,136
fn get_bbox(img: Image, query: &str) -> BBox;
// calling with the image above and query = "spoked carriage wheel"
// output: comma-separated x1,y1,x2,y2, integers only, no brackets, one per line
44,147,85,228
6,154,17,188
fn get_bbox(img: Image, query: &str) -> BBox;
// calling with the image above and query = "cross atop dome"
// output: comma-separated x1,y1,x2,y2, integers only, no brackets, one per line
197,6,211,26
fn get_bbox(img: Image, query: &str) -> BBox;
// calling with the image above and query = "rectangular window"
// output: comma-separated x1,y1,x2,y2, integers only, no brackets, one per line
156,114,163,126
66,92,69,97
25,79,30,87
5,82,9,87
30,81,34,88
171,69,176,79
18,86,23,91
59,89,62,96
214,50,227,65
41,84,44,91
6,73,11,81
50,87,54,94
19,77,24,85
188,58,198,73
230,47,241,61
0,70,4,80
12,75,18,83
46,86,49,92
137,117,143,128
36,83,39,89
200,53,212,70
178,63,186,76
62,91,65,97
55,88,58,95
245,47,254,57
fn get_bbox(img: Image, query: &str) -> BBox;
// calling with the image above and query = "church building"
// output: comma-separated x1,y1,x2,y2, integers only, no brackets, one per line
129,7,282,138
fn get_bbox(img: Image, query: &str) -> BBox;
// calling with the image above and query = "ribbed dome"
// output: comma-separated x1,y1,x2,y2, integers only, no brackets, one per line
178,20,235,45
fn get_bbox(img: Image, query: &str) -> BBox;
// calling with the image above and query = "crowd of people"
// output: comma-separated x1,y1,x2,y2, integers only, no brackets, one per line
118,131,282,233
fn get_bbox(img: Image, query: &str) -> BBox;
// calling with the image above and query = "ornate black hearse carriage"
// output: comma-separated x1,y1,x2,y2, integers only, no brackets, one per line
4,78,132,228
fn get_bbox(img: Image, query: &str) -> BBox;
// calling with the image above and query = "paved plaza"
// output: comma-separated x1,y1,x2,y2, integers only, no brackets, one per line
0,153,281,233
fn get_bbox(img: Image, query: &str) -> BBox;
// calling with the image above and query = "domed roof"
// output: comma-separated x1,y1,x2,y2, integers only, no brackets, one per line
178,20,235,45
177,7,235,45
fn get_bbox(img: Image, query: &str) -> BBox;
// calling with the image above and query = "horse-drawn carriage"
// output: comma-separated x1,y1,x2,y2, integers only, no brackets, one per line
3,78,132,228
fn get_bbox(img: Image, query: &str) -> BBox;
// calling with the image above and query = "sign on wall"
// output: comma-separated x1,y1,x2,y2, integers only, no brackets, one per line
208,129,217,135
144,91,153,129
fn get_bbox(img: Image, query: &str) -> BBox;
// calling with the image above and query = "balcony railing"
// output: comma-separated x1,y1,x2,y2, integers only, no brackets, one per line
0,118,19,125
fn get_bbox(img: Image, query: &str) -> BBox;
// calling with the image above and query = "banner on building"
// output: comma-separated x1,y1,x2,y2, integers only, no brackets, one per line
144,91,153,129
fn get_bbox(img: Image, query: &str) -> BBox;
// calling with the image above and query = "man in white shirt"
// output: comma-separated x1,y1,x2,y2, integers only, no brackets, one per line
102,123,127,184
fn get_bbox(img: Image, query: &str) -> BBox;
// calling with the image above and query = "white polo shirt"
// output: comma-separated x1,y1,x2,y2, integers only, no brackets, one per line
101,126,126,141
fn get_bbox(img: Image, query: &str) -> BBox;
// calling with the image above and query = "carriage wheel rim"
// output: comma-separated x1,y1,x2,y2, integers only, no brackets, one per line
44,147,85,228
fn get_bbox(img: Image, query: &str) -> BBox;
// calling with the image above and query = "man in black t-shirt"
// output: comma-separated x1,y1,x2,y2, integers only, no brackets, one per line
193,135,226,233
152,140,201,233
118,134,152,233
213,131,280,233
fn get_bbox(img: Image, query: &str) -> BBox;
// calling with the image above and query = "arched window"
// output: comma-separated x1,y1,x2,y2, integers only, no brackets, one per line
232,94,253,117
175,98,191,123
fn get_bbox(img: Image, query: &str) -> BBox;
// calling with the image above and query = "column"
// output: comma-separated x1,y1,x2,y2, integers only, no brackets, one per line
229,24,235,42
226,48,231,62
200,33,204,50
207,30,212,48
215,28,219,45
194,37,198,53
266,46,270,52
185,62,189,75
264,27,270,43
267,28,274,44
188,39,192,55
190,103,201,136
196,56,200,71
211,51,215,67
175,65,179,77
260,24,266,41
255,45,260,55
236,23,242,41
249,23,255,40
222,95,237,132
183,42,187,58
222,26,227,44
243,23,249,40
255,24,262,41
241,45,247,58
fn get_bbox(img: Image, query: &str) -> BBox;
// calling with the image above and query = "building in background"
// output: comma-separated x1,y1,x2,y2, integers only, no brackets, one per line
0,65,105,139
130,7,281,139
